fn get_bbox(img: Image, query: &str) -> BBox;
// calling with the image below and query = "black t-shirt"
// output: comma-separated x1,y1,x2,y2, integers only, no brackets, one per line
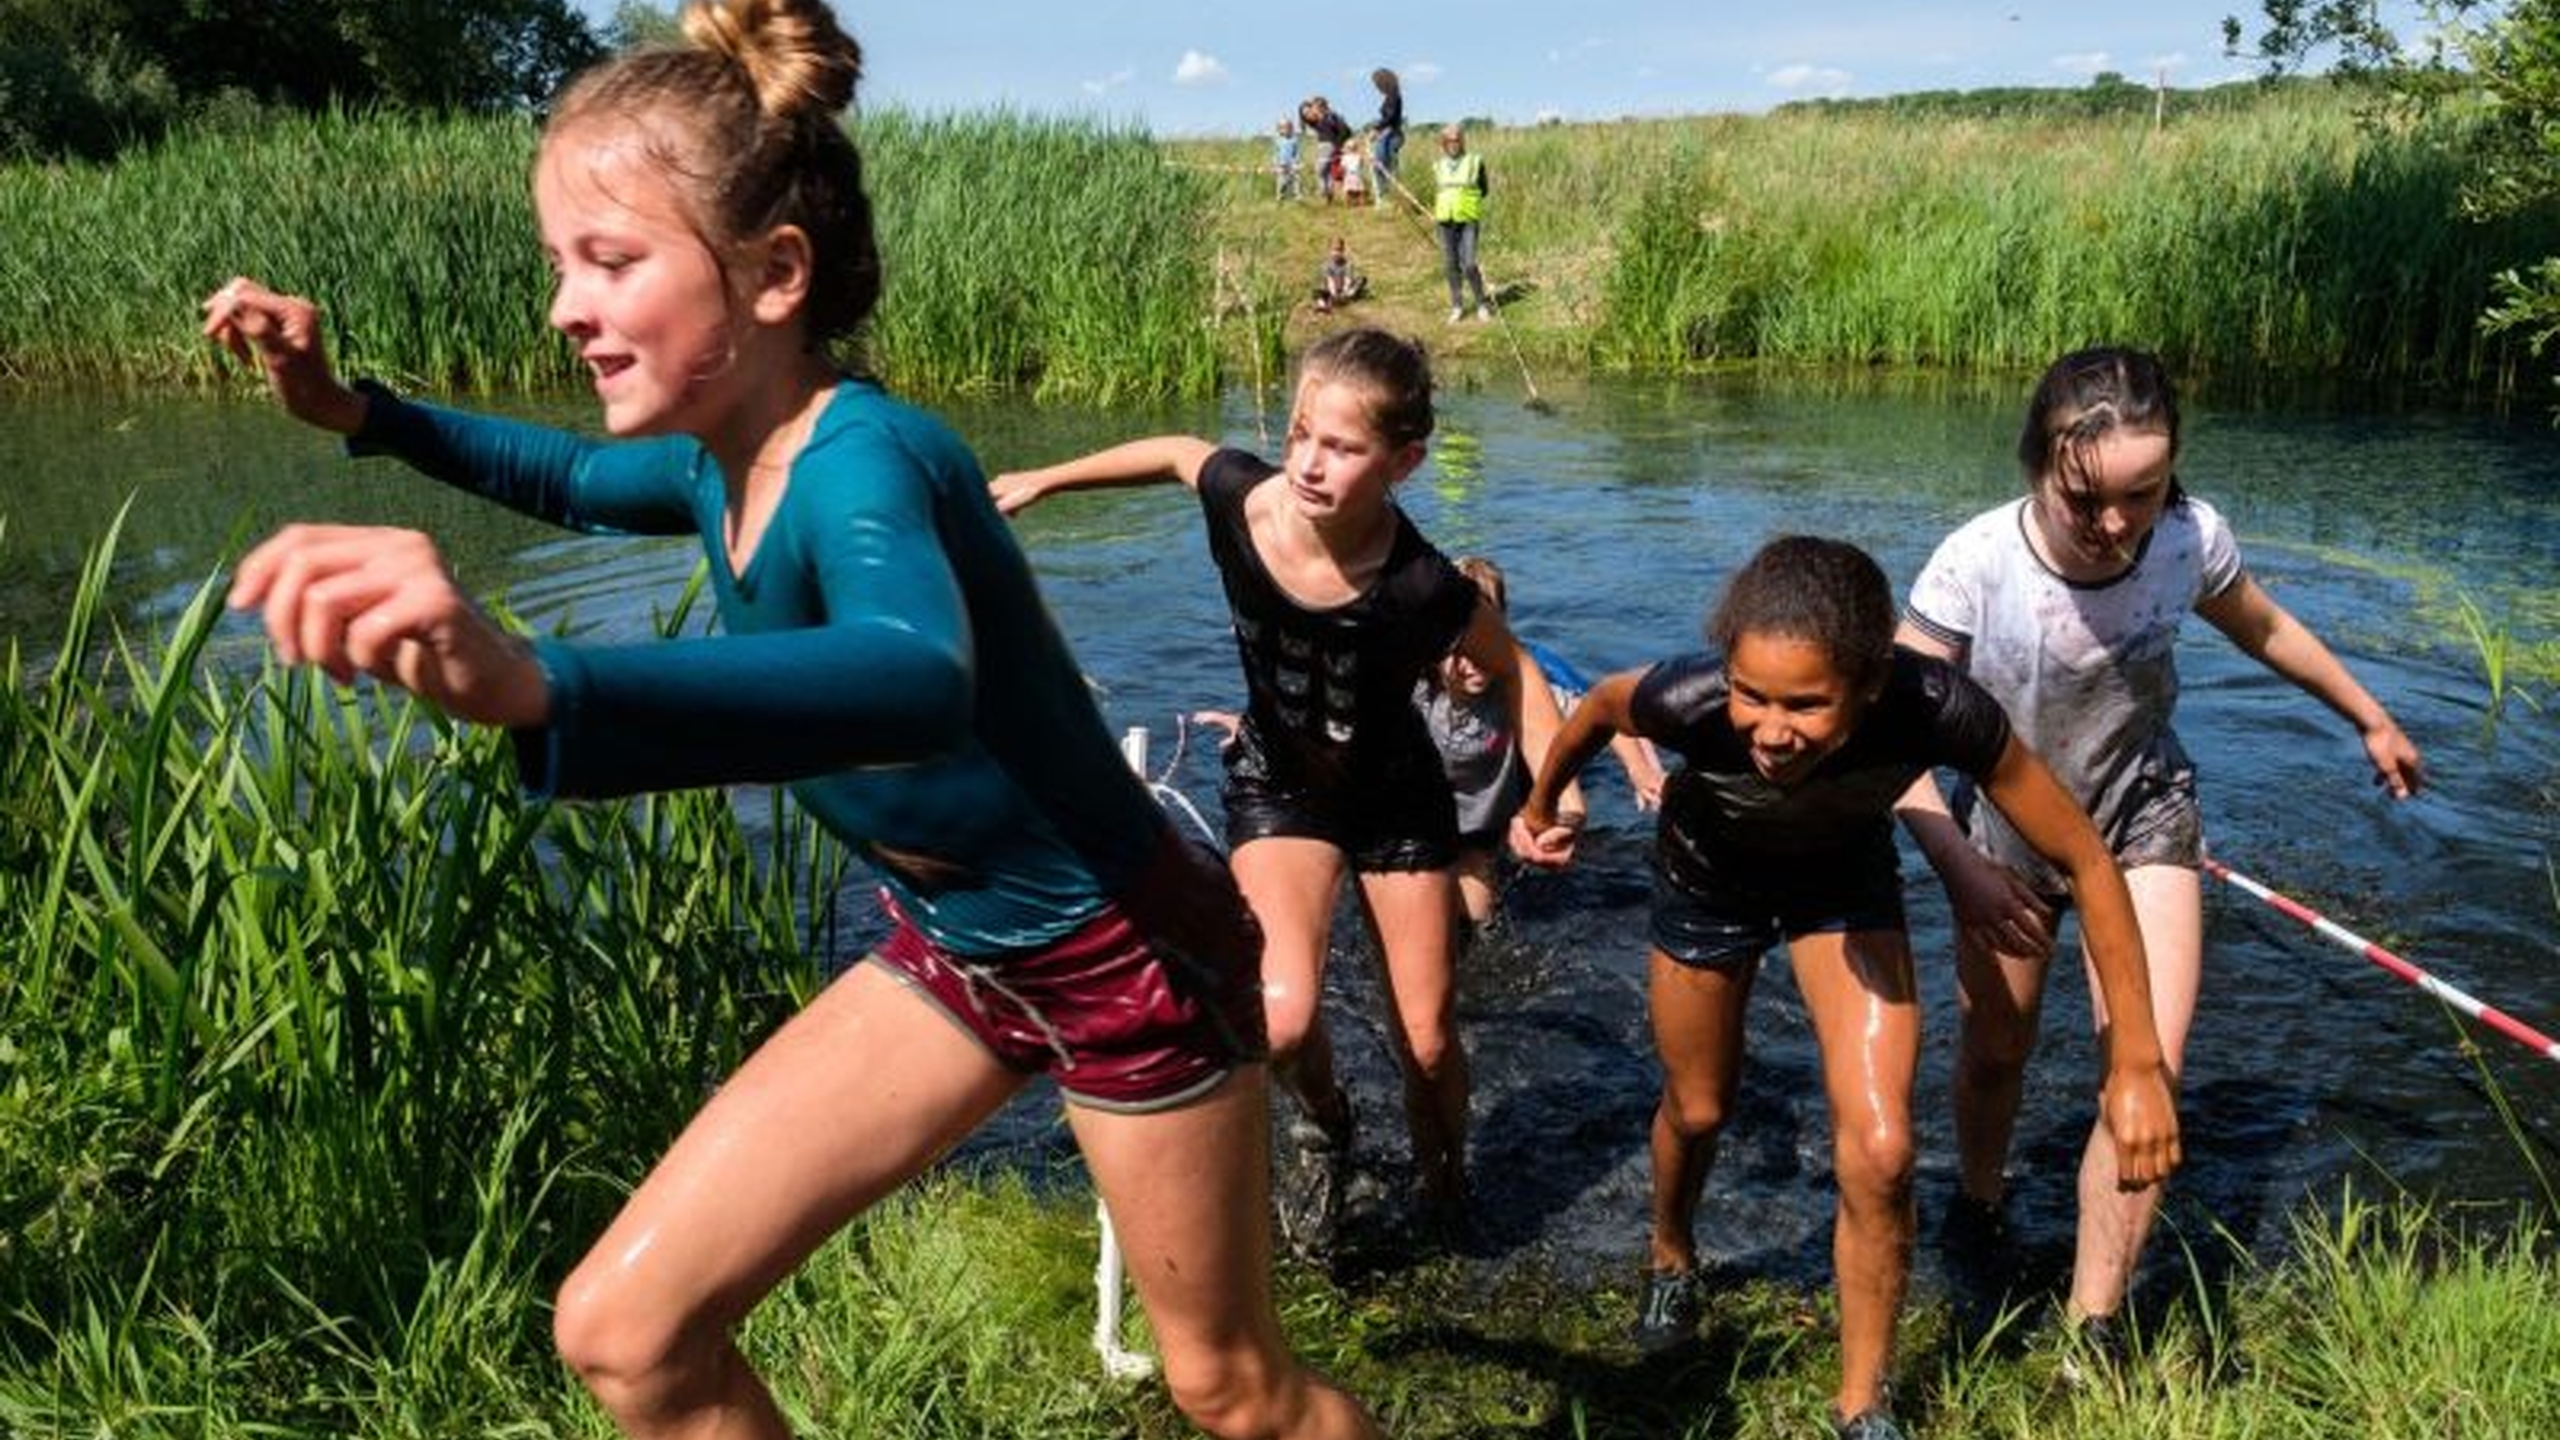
1630,647,2012,893
1197,448,1477,794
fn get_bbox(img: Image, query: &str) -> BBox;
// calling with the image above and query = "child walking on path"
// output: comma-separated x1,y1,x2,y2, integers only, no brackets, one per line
1274,115,1302,200
1897,346,2424,1356
204,5,1379,1437
992,329,1565,1255
1513,537,2180,1440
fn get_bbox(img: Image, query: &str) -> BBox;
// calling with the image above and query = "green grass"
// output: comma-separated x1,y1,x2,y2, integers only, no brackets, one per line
1583,91,2557,387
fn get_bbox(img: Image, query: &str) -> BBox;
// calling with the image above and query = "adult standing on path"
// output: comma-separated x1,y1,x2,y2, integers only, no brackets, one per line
1432,123,1493,322
1367,69,1405,204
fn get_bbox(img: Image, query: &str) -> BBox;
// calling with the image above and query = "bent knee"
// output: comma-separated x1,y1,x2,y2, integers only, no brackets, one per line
553,1264,709,1408
1263,994,1323,1063
1397,1021,1461,1079
1658,1091,1733,1145
1832,1122,1916,1202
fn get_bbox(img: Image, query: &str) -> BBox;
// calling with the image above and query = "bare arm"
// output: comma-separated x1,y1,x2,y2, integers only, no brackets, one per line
1454,600,1575,820
1980,735,2182,1189
1610,732,1666,810
1891,620,2057,957
1509,668,1642,869
2196,574,2424,798
988,435,1220,516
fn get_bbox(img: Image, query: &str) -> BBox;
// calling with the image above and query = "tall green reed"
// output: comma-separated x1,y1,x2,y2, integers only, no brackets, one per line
0,106,1223,402
1592,91,2560,387
0,518,852,1431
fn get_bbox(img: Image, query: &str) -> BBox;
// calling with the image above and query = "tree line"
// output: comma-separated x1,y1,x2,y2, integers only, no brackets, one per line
0,0,676,161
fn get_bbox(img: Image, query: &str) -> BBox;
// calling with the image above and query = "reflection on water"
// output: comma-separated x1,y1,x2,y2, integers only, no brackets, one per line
7,373,2558,1293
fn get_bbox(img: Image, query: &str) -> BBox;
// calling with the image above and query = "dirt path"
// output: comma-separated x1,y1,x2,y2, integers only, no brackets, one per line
1203,161,1558,388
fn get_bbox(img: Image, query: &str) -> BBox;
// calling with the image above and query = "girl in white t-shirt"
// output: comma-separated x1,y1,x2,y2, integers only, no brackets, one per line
1895,346,2424,1360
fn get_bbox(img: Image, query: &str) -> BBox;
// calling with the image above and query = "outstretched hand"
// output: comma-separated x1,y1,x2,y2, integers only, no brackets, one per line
986,471,1045,516
228,524,549,728
200,277,369,435
2362,718,2425,799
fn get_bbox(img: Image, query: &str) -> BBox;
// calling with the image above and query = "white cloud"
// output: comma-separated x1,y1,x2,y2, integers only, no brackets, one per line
1080,66,1135,97
2051,50,2113,76
1534,105,1569,124
1173,50,1227,86
1546,36,1606,65
1404,61,1444,84
1767,63,1853,94
2147,51,2191,75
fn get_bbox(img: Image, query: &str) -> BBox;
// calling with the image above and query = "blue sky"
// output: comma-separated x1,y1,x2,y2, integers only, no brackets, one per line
572,3,2423,137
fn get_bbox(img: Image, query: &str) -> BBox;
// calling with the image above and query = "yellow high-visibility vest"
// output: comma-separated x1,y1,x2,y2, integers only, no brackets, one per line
1434,152,1485,223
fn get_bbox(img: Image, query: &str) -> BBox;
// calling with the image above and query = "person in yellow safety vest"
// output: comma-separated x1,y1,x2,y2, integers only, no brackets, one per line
1431,123,1494,322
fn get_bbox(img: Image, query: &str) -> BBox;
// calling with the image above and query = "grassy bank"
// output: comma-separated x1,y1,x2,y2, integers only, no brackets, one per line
6,523,2559,1435
1183,85,2560,394
4,83,2556,400
0,107,1221,403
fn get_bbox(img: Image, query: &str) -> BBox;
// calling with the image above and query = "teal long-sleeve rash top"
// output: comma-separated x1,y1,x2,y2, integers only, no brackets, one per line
347,378,1163,954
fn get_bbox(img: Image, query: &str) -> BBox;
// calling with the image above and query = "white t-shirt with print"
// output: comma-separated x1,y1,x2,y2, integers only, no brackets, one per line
1904,495,2242,878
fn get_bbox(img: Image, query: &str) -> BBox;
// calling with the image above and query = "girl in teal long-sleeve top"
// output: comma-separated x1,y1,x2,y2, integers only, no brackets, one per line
206,4,1379,1438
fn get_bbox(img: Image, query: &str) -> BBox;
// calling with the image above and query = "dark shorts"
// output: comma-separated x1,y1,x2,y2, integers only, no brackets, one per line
1220,726,1457,872
1651,859,1907,971
871,843,1269,1112
1953,759,2202,904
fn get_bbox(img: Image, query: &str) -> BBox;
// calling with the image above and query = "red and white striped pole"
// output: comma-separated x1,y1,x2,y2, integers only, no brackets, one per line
2202,856,2560,1065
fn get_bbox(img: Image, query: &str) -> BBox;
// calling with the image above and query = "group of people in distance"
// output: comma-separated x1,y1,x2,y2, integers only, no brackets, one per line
202,3,2427,1439
1278,72,1404,205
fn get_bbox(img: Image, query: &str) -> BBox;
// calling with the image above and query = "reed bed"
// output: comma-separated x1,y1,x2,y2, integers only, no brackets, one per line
0,107,1222,402
0,516,849,1431
1589,92,2560,387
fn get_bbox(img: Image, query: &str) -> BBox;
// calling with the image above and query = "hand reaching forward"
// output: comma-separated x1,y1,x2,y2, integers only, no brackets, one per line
229,525,549,728
200,277,370,435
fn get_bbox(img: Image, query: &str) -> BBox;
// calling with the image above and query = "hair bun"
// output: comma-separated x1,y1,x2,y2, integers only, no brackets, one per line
682,0,863,120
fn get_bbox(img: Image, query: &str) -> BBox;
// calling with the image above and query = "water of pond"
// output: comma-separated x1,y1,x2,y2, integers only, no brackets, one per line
7,373,2558,1306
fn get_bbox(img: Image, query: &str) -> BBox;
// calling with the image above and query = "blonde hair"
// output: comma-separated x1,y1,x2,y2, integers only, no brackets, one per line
547,0,879,347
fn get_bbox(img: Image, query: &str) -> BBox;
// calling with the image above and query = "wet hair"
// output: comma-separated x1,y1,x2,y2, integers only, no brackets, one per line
1297,327,1435,449
1706,536,1896,697
2017,345,2185,512
546,0,879,350
1454,555,1507,611
1373,68,1402,96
